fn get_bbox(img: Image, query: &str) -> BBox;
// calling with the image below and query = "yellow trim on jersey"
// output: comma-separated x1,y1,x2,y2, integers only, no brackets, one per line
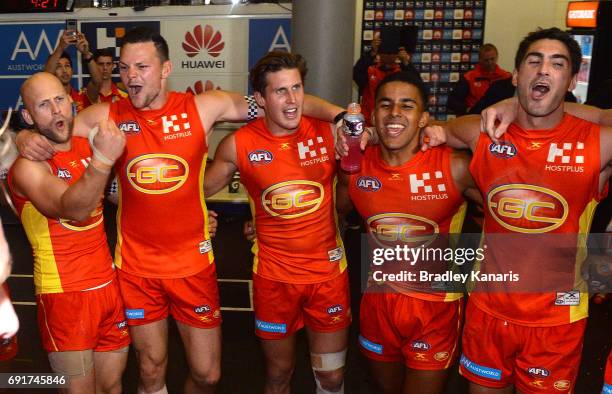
443,201,467,302
332,176,348,273
199,153,214,264
21,202,62,294
570,198,599,322
114,179,123,269
248,195,260,273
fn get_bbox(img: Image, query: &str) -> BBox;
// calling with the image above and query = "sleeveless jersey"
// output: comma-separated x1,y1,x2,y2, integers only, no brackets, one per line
349,145,467,302
234,116,346,284
8,137,113,294
469,114,606,326
109,91,213,278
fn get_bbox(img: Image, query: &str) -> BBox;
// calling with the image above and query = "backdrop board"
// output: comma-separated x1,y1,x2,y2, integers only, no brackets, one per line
361,0,486,120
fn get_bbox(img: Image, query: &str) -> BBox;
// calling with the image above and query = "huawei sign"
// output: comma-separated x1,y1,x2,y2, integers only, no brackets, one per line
182,25,225,58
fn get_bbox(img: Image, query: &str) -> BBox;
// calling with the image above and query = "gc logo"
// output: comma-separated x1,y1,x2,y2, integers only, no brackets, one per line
487,184,568,233
367,213,439,248
126,154,189,194
261,180,324,219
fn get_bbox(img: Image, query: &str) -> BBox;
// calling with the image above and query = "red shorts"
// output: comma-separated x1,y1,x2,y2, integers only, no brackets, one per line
460,301,585,392
253,272,351,339
359,291,462,370
37,280,130,352
117,265,221,329
0,283,18,361
604,351,612,394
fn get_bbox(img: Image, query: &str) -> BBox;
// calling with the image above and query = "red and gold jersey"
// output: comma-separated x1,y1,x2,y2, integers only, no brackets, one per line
235,116,346,284
70,86,91,113
109,91,213,278
99,82,128,104
469,114,606,326
348,145,467,302
8,138,113,294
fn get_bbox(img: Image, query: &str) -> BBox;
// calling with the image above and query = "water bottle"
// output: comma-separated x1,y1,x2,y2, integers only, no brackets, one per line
340,103,365,174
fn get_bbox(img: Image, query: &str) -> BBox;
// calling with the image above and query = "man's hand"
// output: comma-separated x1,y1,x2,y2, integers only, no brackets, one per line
75,33,91,57
480,97,518,143
92,119,126,164
334,125,375,159
419,124,446,151
398,47,411,65
243,220,256,242
16,129,55,161
208,210,218,238
60,30,78,50
0,286,18,339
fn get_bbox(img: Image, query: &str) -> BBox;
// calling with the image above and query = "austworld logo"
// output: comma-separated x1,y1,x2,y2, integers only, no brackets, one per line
182,24,225,58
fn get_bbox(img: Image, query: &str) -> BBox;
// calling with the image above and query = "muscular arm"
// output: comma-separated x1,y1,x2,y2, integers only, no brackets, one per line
203,133,238,198
431,115,481,152
565,103,612,127
85,59,103,104
44,31,73,74
335,171,354,222
11,157,110,222
449,149,482,206
73,102,111,138
195,90,343,139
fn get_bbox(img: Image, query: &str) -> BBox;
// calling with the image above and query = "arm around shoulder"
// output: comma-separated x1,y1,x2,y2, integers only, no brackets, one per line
204,133,239,198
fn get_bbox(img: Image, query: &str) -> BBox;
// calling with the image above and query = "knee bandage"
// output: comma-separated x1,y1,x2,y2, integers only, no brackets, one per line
48,350,94,376
137,385,168,394
311,349,347,394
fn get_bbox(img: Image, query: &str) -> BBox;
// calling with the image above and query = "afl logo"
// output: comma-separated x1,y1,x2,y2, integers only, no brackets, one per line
248,150,273,165
410,341,431,351
489,141,517,158
118,121,141,134
327,305,343,315
488,184,568,233
357,176,381,192
262,180,324,219
126,154,189,195
367,213,439,248
194,305,211,314
527,367,550,378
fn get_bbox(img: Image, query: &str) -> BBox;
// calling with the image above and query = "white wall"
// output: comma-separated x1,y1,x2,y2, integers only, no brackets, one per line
484,0,571,72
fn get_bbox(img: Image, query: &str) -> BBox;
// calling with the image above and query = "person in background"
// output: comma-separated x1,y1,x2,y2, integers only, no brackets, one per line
357,26,419,125
45,29,103,112
92,48,128,104
353,34,381,99
448,43,511,115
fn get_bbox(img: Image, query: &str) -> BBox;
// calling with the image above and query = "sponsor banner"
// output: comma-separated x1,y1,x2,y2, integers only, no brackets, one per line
0,22,76,76
359,335,383,354
460,355,502,380
163,19,248,75
80,21,161,60
0,77,27,110
168,74,247,96
247,18,291,71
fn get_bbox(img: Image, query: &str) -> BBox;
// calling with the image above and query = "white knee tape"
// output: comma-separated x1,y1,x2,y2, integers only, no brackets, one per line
315,379,344,394
137,385,168,394
310,349,347,372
